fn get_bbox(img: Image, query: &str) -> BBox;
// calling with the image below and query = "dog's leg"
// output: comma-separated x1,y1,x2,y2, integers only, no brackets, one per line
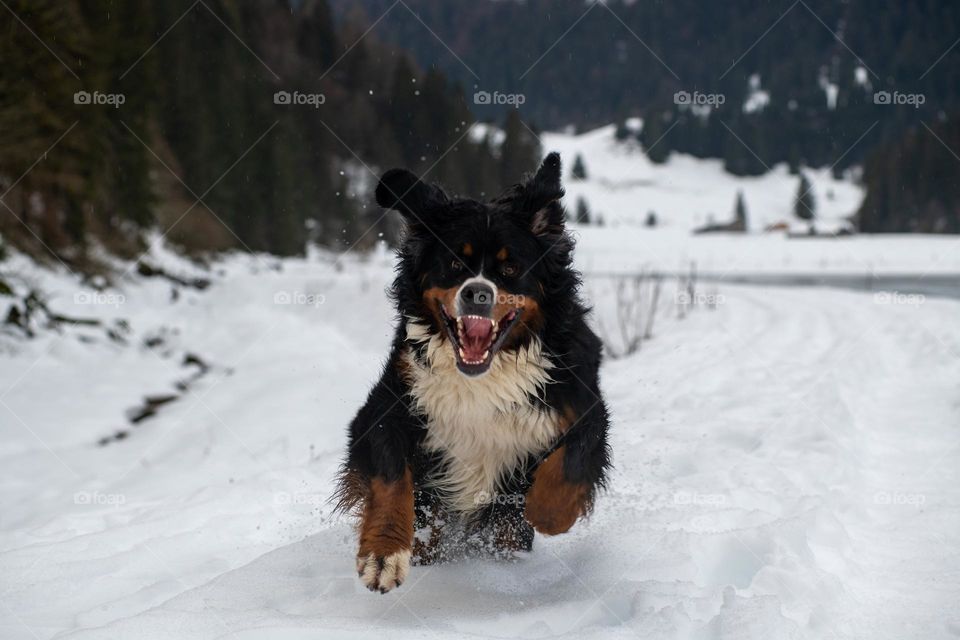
336,347,422,592
523,445,591,535
525,400,611,535
356,467,414,593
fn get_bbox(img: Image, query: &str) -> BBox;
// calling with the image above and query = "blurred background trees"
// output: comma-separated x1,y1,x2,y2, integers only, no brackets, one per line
1,0,958,270
0,0,542,265
338,0,960,235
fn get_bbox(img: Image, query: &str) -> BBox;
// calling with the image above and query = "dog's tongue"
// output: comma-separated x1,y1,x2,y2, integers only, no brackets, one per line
460,316,494,361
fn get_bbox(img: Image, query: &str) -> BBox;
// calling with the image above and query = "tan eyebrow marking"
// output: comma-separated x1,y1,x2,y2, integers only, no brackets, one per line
496,247,508,261
463,243,473,257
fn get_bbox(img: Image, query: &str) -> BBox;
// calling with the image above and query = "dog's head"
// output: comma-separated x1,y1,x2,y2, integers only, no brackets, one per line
380,152,577,377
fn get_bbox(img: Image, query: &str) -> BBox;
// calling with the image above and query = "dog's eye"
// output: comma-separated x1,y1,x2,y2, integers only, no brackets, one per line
451,260,465,272
501,263,519,277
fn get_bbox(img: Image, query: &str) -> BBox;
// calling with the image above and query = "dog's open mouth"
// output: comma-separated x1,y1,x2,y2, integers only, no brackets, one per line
439,304,523,376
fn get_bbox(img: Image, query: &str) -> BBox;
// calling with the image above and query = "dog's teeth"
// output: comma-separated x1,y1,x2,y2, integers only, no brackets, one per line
458,348,466,359
482,350,489,360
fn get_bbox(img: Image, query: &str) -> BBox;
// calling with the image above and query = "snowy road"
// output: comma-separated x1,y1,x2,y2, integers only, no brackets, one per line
1,252,958,639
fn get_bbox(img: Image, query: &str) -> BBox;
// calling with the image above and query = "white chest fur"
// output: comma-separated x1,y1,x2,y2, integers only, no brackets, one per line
403,321,561,513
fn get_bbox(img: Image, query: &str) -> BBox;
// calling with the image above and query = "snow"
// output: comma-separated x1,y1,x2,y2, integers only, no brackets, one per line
543,126,960,276
743,74,770,114
545,125,863,233
470,122,507,147
818,72,839,111
742,90,770,114
2,138,960,638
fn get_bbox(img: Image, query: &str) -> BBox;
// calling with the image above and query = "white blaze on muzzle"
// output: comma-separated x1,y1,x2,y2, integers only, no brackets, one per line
453,276,499,365
454,275,498,317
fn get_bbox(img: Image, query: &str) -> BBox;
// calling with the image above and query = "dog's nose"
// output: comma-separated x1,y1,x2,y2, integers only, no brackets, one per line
459,281,495,316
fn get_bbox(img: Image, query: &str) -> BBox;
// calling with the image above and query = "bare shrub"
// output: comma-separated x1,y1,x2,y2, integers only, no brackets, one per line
592,270,663,358
591,262,717,359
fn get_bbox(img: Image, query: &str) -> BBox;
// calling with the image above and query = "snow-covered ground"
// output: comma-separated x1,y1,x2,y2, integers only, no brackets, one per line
1,226,959,638
2,127,959,638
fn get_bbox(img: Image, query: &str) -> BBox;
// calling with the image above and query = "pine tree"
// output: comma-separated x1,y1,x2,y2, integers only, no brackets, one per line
794,174,816,221
499,110,541,187
298,0,339,71
734,191,748,231
103,0,157,229
787,144,801,175
388,55,428,168
419,68,456,168
464,133,499,199
0,1,87,254
641,111,671,164
575,197,591,224
571,153,588,180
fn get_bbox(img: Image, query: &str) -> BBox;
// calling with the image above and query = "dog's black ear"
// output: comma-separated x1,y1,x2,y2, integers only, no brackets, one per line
375,169,447,226
531,152,562,198
522,152,565,238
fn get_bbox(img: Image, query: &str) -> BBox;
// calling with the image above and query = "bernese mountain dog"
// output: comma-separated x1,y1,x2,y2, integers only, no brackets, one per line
334,152,611,593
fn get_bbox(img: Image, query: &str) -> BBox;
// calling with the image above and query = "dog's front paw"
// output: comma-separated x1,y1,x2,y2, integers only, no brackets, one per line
524,488,584,535
356,549,411,593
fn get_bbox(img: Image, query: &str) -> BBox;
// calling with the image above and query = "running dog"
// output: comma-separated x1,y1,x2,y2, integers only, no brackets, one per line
335,153,611,593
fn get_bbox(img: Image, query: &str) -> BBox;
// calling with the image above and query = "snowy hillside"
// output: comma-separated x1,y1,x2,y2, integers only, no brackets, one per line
544,125,960,277
1,228,959,638
545,124,863,233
